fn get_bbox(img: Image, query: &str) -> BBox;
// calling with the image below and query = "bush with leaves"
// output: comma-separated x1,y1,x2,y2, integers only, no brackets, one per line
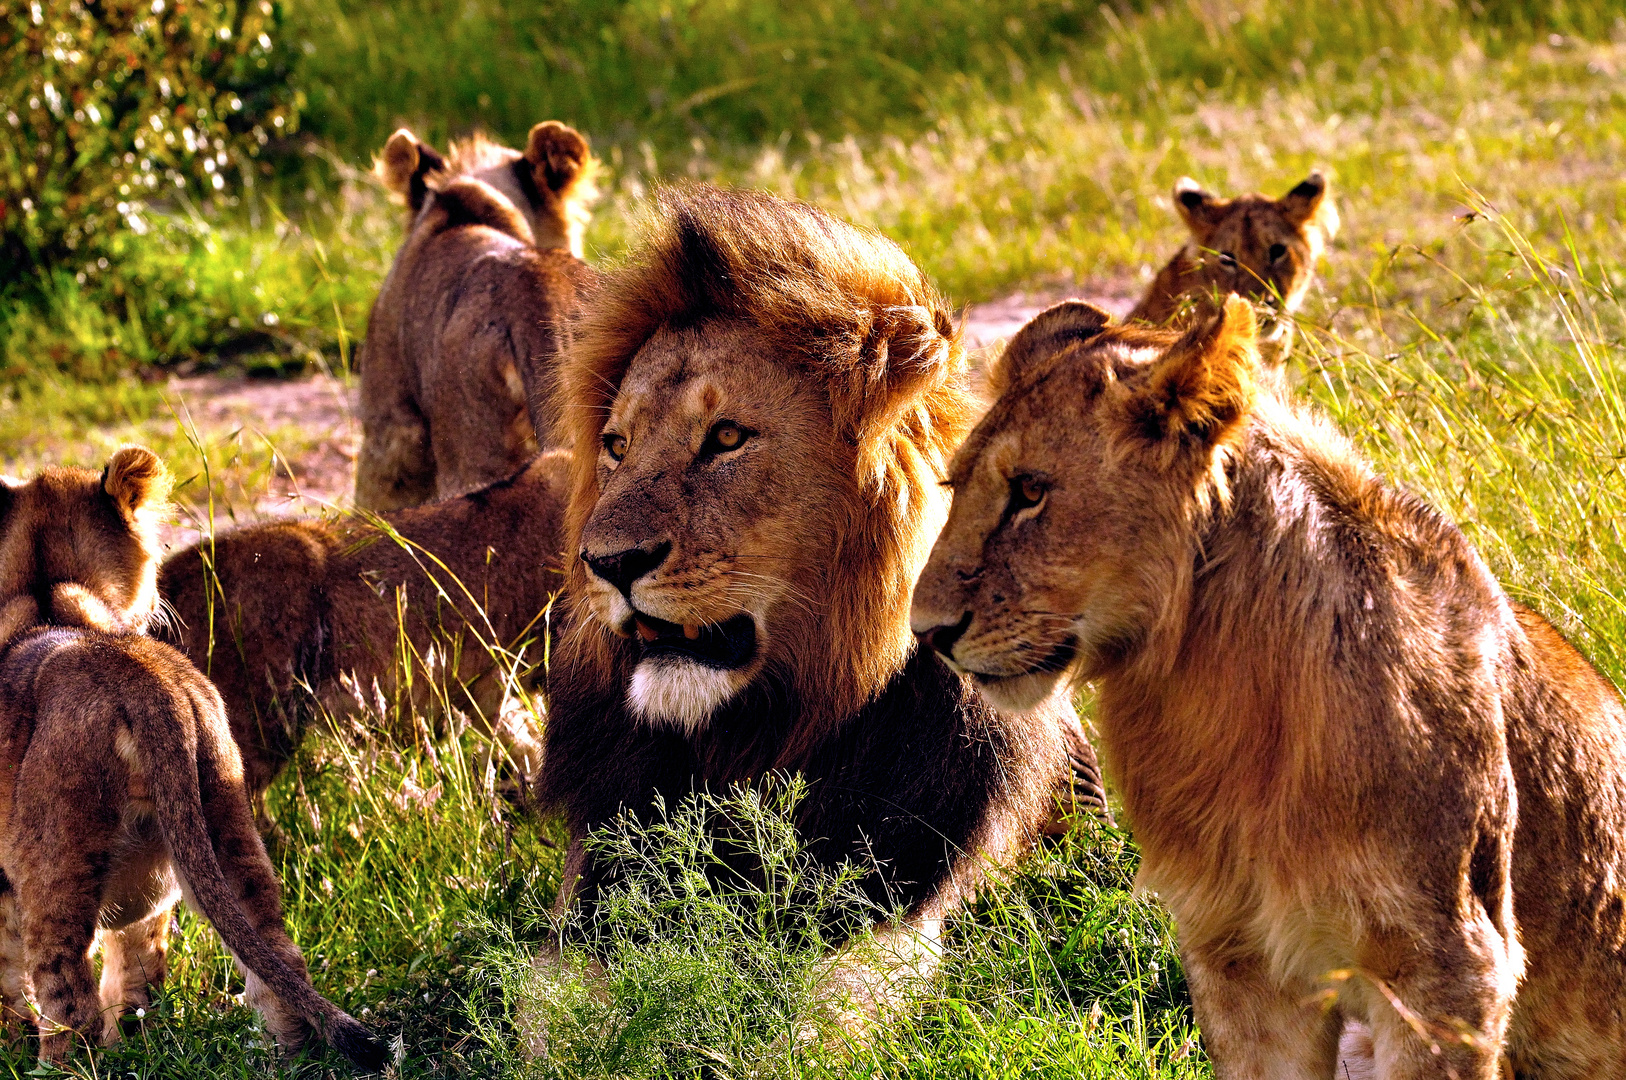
0,0,301,291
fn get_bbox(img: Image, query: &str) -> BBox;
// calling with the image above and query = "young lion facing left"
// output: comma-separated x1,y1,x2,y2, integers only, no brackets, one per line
0,448,385,1069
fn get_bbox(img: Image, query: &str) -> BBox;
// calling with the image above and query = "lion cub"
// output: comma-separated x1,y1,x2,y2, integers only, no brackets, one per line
158,449,571,809
915,298,1626,1077
1128,171,1338,362
356,121,598,511
0,448,385,1068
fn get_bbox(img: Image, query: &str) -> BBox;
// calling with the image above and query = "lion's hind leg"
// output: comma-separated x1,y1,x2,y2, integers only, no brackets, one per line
0,885,33,1038
16,845,112,1061
354,395,435,513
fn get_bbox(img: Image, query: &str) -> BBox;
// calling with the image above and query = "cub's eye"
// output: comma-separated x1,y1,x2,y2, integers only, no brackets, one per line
1217,252,1238,270
1009,475,1048,514
703,421,751,455
1268,242,1288,263
603,433,628,461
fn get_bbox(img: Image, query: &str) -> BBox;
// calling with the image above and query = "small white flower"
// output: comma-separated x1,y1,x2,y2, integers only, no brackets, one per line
135,1007,145,1018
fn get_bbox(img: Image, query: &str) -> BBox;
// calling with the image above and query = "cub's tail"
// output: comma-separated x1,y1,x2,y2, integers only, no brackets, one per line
131,657,388,1072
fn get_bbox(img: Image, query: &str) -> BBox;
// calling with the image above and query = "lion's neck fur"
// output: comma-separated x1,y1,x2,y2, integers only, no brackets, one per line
1093,396,1486,943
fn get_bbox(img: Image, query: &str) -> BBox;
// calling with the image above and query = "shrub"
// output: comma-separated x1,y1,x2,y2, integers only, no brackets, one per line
0,0,301,290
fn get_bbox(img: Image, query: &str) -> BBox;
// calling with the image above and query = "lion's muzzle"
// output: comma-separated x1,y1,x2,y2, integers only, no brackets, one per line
633,611,757,670
582,540,671,596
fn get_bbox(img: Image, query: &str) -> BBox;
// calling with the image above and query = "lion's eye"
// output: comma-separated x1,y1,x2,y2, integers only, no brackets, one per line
603,433,628,462
1218,252,1238,270
704,421,751,455
1268,242,1287,263
1009,475,1047,513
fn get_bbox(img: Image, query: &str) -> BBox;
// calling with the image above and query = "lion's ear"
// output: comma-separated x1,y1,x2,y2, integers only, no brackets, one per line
1173,177,1227,241
102,446,172,519
992,300,1113,395
1125,294,1258,447
525,121,593,196
1280,171,1339,240
375,128,445,211
839,304,957,457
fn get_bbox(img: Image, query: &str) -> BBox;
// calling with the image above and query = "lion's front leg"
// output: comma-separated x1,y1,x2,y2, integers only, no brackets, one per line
1183,944,1343,1080
97,907,173,1045
811,911,943,1043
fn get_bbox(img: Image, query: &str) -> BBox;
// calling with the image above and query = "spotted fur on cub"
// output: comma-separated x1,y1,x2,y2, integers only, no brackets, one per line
0,449,384,1068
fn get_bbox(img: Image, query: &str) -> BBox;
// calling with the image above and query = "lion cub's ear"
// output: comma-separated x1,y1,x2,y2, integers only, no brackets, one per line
1173,177,1229,241
1280,171,1340,241
1126,294,1258,447
376,128,446,211
102,446,172,519
525,121,593,196
992,300,1113,395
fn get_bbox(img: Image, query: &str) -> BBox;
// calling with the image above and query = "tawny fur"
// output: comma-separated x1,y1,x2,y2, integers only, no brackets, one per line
157,451,571,809
0,447,171,652
355,122,598,511
537,187,1109,1029
1128,172,1339,363
0,451,383,1068
914,295,1626,1078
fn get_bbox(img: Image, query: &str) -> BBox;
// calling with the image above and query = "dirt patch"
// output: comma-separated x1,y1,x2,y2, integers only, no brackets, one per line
960,290,1134,353
158,372,359,548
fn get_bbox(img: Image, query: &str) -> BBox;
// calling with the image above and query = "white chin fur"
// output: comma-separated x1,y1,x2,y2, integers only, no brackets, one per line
976,669,1063,715
627,660,740,734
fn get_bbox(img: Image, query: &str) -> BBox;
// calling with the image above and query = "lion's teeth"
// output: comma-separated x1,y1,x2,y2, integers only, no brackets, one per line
636,619,659,643
683,623,700,640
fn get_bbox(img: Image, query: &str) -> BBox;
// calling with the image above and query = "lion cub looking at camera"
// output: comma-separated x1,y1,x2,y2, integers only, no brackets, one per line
1128,172,1338,362
914,298,1626,1077
0,449,384,1069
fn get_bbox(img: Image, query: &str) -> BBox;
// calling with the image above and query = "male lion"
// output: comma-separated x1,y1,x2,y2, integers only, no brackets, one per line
1128,172,1338,362
537,186,1109,1020
912,296,1626,1077
0,449,384,1068
355,122,598,511
158,450,571,807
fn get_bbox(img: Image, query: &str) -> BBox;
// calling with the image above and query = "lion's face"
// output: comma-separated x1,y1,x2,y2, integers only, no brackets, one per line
1166,172,1338,343
912,299,1258,713
579,320,849,730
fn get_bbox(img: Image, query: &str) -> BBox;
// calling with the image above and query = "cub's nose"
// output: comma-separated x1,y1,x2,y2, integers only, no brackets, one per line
582,541,672,597
916,611,973,661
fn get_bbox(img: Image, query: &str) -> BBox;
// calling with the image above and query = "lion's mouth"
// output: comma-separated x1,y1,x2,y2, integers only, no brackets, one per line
632,611,758,670
973,636,1078,685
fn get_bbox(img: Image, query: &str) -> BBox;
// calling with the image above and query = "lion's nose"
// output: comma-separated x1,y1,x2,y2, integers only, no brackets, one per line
916,611,973,661
582,541,672,597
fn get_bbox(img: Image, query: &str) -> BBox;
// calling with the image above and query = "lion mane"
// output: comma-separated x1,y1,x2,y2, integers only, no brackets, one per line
537,187,1095,956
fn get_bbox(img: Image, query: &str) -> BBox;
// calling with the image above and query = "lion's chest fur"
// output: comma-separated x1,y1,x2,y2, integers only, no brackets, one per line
545,644,1064,922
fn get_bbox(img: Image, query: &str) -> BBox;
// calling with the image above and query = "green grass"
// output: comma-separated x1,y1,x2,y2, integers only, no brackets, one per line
4,2,1626,1077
